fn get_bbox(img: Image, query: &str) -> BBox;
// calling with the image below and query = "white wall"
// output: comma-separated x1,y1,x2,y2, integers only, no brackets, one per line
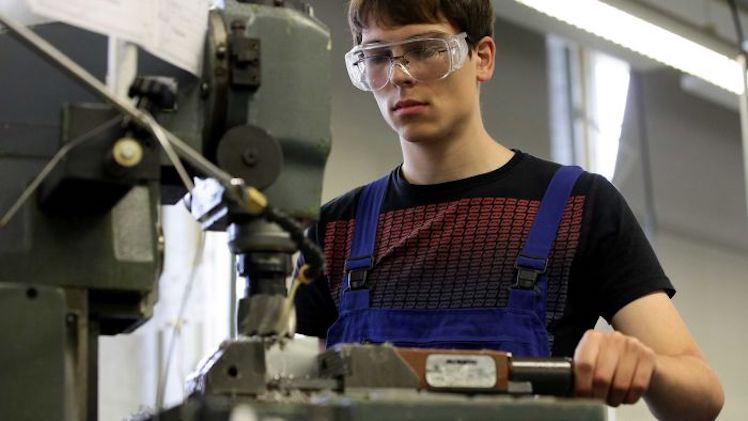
615,228,748,421
617,69,748,250
659,230,747,421
614,67,748,420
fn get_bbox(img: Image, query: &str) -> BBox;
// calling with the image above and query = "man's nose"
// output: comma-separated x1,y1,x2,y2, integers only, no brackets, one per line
389,60,415,86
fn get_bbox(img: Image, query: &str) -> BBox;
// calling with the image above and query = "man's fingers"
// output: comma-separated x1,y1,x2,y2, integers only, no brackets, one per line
574,330,657,406
606,336,641,406
623,346,656,405
574,329,601,398
590,331,625,401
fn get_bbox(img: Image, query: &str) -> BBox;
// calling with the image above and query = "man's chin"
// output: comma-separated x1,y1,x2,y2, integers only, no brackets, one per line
397,126,442,144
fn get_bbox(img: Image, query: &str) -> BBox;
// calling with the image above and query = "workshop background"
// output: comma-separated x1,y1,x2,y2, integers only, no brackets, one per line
3,0,740,419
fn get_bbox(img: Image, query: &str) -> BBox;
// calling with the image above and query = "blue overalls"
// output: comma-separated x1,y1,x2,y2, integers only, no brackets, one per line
326,166,583,357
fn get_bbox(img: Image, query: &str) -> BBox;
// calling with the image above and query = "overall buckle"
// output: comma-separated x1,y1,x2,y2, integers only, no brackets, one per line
347,269,369,290
513,254,548,289
514,267,543,289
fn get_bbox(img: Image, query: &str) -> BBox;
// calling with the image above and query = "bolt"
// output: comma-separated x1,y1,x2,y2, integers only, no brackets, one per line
242,148,259,167
120,146,135,160
112,138,144,168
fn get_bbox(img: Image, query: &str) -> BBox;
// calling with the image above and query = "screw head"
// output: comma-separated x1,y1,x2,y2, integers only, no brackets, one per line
112,138,144,168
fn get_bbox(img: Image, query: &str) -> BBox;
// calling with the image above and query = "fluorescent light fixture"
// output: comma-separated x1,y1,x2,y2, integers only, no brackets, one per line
513,0,744,94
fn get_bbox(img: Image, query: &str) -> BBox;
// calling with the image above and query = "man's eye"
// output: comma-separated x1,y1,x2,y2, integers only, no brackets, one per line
407,47,442,60
364,56,391,66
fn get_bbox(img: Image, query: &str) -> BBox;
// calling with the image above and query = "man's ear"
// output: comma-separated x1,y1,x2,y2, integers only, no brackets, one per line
474,36,496,82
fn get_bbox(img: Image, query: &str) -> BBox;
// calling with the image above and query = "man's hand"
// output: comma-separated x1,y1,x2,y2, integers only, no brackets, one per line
573,293,723,420
573,329,656,406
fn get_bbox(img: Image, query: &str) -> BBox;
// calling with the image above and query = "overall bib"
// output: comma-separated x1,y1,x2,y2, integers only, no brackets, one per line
326,166,583,357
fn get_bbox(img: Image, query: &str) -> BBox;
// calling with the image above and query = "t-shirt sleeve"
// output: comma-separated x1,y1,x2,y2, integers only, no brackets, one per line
581,175,675,323
293,222,338,338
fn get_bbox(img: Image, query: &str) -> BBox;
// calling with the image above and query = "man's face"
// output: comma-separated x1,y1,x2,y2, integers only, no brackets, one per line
360,21,482,144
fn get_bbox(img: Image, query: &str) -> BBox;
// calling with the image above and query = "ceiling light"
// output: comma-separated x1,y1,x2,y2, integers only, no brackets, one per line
513,0,744,94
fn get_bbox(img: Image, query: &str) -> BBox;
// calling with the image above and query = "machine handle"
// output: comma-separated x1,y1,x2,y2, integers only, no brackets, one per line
510,357,575,397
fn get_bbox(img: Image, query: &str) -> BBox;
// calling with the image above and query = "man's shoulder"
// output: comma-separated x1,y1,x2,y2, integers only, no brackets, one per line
527,154,625,216
319,187,362,223
502,151,607,198
319,172,394,222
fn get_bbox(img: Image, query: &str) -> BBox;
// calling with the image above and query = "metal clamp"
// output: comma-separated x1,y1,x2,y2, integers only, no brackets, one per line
346,269,369,290
513,254,548,289
514,267,544,289
229,20,261,90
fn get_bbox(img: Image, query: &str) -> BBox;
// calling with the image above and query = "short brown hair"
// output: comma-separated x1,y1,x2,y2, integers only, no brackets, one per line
348,0,494,49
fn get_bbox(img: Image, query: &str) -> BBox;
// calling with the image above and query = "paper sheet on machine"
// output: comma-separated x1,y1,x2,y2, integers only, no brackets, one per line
24,0,208,75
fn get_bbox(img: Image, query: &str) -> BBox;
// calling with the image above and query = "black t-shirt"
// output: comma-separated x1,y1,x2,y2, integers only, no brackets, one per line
294,151,674,356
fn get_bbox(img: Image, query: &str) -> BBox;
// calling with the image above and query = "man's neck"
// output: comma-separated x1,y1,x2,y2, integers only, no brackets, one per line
399,126,514,185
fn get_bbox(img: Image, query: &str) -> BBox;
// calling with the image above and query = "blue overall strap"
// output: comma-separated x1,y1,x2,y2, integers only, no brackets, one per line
338,175,389,313
515,165,583,289
344,174,389,290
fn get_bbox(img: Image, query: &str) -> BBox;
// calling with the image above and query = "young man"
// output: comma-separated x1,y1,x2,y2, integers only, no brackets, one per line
295,1,723,418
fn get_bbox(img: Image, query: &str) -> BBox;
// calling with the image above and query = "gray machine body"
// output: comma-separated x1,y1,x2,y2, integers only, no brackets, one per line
154,341,607,421
155,395,607,421
0,2,331,420
0,23,161,307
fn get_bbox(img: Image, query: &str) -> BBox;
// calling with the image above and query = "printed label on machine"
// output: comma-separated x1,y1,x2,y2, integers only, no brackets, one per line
425,354,497,388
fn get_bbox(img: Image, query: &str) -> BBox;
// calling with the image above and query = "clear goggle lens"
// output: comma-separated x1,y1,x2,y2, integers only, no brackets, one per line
345,32,469,91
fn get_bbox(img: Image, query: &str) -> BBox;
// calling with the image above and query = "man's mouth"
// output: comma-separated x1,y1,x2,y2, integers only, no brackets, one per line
392,99,428,113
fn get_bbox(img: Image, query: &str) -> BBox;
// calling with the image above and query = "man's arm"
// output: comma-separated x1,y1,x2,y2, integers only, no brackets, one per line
574,292,723,420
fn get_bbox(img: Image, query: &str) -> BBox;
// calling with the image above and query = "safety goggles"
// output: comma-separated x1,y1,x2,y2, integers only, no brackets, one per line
344,32,469,91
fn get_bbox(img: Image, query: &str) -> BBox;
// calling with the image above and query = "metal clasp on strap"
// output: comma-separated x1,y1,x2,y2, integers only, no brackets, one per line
345,255,373,290
513,253,548,290
346,269,369,290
